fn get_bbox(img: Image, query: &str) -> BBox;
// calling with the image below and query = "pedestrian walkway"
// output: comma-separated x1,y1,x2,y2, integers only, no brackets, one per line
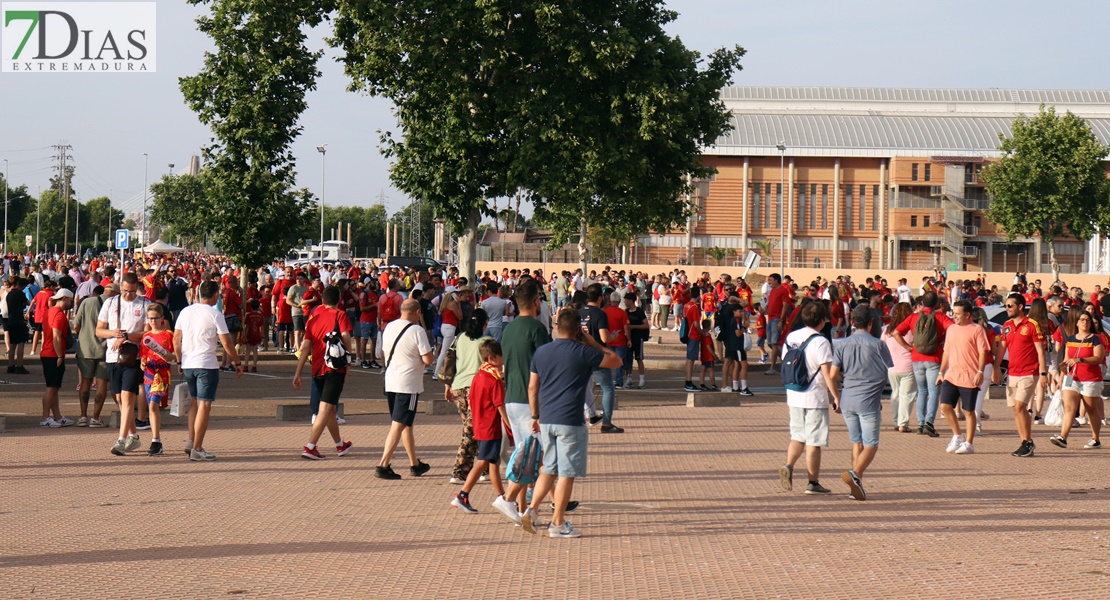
1,403,1105,599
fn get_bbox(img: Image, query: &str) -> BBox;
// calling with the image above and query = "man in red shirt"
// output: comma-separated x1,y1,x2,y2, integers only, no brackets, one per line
39,288,76,427
30,280,56,356
893,291,953,437
992,292,1046,458
603,292,631,388
737,279,754,314
292,285,354,460
377,278,404,331
221,276,244,370
358,282,381,369
682,297,703,392
764,273,791,374
272,266,296,352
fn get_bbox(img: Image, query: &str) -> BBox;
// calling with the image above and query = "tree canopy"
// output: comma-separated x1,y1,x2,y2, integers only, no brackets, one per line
983,105,1110,279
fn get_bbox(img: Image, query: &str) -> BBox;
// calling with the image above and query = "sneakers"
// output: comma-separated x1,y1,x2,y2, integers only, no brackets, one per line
841,470,866,501
954,441,975,454
40,418,61,428
336,441,353,457
1084,439,1102,449
738,388,754,396
374,465,402,480
135,419,151,431
1049,434,1067,449
147,441,164,456
764,367,776,376
479,473,490,483
77,417,88,427
683,383,699,392
110,439,127,456
449,476,466,484
706,385,720,392
699,384,710,392
124,436,141,452
719,386,732,393
410,461,431,476
57,417,75,427
758,356,768,364
600,424,624,433
1012,440,1035,457
492,495,522,525
779,464,793,491
548,521,582,538
88,418,106,428
946,434,966,453
588,414,603,426
189,448,215,461
451,493,478,514
804,482,831,495
336,416,347,425
302,446,326,460
520,508,538,534
369,361,382,369
923,422,940,438
360,361,371,369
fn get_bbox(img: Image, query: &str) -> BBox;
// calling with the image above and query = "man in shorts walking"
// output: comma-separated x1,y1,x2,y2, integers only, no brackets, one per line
293,285,354,460
764,273,791,374
992,293,1046,457
778,302,840,495
375,299,434,479
174,281,244,461
937,300,992,455
96,273,151,456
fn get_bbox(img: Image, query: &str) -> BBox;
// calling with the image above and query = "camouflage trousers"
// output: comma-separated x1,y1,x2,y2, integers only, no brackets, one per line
451,387,476,479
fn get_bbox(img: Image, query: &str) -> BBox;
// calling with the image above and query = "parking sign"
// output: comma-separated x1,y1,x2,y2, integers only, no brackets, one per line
115,229,129,250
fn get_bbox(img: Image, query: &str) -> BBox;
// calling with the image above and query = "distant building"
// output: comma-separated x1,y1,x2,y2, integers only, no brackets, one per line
637,87,1110,273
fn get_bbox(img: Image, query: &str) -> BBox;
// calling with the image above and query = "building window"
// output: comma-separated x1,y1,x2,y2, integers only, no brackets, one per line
974,216,981,228
821,184,829,230
965,164,974,184
764,183,772,228
923,215,931,227
924,164,931,182
911,216,918,227
798,185,806,229
859,185,866,231
810,184,817,229
844,186,852,231
872,184,879,231
911,163,919,181
775,183,782,229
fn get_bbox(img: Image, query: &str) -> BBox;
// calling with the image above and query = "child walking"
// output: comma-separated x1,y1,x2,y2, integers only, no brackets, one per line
244,298,264,372
450,339,517,519
140,303,175,456
699,319,719,391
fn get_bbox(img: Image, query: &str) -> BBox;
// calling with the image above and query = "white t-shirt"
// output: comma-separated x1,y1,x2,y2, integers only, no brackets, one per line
897,285,912,303
760,282,772,308
97,295,152,364
784,327,833,409
175,303,230,370
382,319,433,394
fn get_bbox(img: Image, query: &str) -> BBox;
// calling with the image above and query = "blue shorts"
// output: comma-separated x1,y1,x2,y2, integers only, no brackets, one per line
360,321,378,339
685,338,700,361
539,423,588,478
346,311,361,337
767,318,782,345
183,368,220,402
842,410,881,447
476,439,502,463
387,392,419,426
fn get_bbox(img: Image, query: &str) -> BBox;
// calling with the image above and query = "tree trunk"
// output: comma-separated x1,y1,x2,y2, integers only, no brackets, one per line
578,218,589,275
457,208,481,283
1048,239,1060,283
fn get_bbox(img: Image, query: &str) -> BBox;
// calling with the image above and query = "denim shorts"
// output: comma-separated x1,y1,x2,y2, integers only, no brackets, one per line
360,321,378,339
842,410,881,447
184,368,220,402
767,318,782,345
539,423,588,478
685,338,700,361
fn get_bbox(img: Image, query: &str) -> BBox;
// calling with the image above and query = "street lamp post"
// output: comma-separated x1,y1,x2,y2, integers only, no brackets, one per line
74,191,80,257
777,142,786,269
317,146,327,256
142,152,149,246
3,158,8,253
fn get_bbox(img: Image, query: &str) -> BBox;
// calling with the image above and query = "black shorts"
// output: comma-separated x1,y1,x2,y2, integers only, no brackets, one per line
277,322,292,332
476,439,502,463
108,362,142,395
224,314,241,334
386,392,419,426
41,357,65,388
32,322,43,333
293,316,306,331
630,338,644,361
312,371,345,406
939,381,978,412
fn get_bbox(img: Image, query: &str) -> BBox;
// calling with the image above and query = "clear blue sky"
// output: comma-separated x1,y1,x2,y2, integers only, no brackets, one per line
2,0,1108,222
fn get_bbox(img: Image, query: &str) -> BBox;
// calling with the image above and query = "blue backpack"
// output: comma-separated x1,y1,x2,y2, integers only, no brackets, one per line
781,333,822,392
508,434,542,485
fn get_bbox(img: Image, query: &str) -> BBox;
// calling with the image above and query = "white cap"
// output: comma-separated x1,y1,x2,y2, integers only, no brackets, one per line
51,288,75,300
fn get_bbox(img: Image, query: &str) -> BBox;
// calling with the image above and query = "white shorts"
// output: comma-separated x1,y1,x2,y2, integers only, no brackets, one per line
1066,379,1103,398
788,406,830,447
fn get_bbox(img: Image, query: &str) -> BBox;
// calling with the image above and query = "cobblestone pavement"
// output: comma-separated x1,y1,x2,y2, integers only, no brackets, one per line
2,396,1108,599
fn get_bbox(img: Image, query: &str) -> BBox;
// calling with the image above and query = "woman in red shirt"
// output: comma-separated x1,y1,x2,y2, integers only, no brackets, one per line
1050,310,1104,449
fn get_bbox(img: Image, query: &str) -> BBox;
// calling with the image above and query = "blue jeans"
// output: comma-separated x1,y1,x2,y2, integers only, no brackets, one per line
591,367,615,425
486,325,503,342
610,346,629,386
912,361,941,426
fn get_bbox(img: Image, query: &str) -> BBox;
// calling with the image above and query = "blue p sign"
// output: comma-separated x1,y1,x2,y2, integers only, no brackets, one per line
115,229,130,250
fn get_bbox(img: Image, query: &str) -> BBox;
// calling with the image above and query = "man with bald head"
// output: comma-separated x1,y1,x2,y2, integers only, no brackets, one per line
375,298,435,479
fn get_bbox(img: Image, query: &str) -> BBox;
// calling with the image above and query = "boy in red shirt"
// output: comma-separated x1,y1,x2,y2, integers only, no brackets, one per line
698,319,719,391
140,303,175,455
244,299,265,372
293,285,354,460
451,340,516,519
603,294,631,388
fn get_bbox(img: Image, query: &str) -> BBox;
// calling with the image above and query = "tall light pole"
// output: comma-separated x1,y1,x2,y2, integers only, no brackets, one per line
35,185,41,255
74,190,80,257
142,152,149,246
108,188,112,249
317,145,327,253
2,158,8,253
777,141,786,269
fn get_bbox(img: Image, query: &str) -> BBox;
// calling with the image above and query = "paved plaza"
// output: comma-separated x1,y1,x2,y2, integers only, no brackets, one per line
2,349,1108,599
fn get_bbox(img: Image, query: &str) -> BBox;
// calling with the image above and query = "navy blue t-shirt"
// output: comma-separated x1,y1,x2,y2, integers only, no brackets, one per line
530,338,605,426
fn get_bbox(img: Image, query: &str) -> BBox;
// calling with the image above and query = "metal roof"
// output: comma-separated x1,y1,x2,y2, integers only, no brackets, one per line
719,87,1110,104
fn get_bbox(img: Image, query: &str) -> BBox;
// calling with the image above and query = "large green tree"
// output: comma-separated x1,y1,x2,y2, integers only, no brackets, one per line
332,0,743,279
983,105,1110,281
150,172,211,250
179,0,321,269
1,174,34,251
82,196,127,251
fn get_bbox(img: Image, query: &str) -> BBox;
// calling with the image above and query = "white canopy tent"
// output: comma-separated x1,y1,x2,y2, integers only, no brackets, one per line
139,239,187,253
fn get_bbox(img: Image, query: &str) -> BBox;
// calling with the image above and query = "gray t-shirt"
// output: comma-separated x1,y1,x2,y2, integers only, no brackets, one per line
481,296,509,329
832,331,893,414
74,295,106,361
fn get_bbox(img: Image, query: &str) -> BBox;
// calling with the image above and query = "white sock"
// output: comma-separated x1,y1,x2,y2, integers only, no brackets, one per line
128,434,139,440
118,437,126,443
639,375,644,385
741,380,747,389
151,437,160,443
732,380,739,390
306,442,316,450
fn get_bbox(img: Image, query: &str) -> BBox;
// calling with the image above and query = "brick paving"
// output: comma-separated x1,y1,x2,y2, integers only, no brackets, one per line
3,387,1109,599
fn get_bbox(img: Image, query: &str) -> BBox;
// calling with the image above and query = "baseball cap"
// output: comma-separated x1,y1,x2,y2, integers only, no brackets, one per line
51,288,74,300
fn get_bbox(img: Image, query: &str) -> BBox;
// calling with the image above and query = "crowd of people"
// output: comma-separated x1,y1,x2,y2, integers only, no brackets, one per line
5,250,1109,534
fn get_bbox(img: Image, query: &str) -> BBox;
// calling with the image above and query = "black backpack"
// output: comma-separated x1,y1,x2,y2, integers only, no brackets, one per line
781,334,822,392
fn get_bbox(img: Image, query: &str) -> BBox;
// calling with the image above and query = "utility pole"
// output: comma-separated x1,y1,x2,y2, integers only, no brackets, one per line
317,145,327,252
3,158,8,253
74,191,80,257
53,142,73,255
142,153,148,246
36,186,41,255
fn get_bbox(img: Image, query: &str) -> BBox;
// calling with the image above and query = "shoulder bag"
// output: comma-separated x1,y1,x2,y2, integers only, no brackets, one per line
116,296,140,368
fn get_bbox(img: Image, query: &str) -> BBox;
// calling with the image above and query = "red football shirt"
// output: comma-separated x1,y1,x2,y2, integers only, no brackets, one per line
305,307,353,377
684,301,702,340
468,365,505,441
894,307,952,363
604,306,629,346
1002,316,1045,377
40,306,69,359
766,285,790,320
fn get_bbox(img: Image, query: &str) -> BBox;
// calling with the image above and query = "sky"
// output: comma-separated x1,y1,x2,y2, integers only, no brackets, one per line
2,0,1109,225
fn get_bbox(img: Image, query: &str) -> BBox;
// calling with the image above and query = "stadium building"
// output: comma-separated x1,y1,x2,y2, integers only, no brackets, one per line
636,87,1110,273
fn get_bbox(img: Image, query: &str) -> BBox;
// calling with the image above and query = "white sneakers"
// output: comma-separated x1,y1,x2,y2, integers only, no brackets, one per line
492,495,522,525
954,441,974,454
946,435,966,453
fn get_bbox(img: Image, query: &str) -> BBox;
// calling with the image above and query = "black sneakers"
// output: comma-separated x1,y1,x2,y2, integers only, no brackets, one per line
147,441,164,456
600,424,624,433
588,414,603,426
1012,440,1035,457
410,461,430,477
804,482,831,495
375,465,402,480
1049,435,1067,449
738,388,754,396
551,500,580,513
922,422,939,438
